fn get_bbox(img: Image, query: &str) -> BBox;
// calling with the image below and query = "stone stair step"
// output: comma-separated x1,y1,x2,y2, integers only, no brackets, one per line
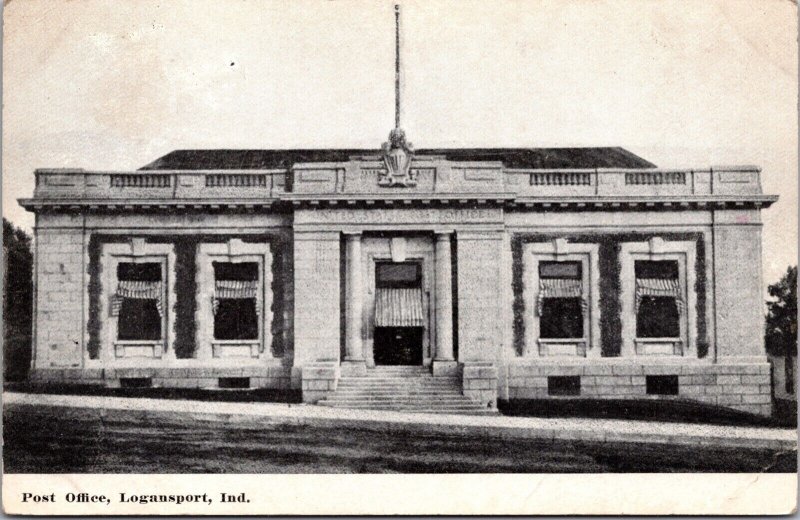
325,397,474,406
319,402,484,409
316,367,490,415
339,376,461,385
331,391,465,397
337,379,459,385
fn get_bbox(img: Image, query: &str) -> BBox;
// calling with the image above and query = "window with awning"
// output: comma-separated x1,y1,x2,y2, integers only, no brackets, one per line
375,287,425,327
635,260,682,338
212,262,260,341
112,263,163,341
537,261,585,339
374,262,424,328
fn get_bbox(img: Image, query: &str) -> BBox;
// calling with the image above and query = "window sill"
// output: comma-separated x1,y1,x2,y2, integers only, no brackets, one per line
635,338,683,356
212,340,261,359
537,339,587,357
114,341,164,359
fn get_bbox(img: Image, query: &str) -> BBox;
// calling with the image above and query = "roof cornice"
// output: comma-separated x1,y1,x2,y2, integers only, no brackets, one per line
18,194,778,212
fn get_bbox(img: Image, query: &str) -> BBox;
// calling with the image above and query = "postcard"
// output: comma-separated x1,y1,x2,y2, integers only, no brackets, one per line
2,0,797,515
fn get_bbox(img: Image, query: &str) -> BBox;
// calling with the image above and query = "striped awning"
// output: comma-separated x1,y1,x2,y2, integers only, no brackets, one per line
537,278,586,316
213,280,260,315
374,288,425,327
110,280,163,317
635,278,684,314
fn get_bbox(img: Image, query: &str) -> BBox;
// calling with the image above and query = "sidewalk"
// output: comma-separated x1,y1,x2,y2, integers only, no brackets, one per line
4,391,797,451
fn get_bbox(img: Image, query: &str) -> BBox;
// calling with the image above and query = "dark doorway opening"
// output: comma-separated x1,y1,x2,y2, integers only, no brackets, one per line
374,327,423,365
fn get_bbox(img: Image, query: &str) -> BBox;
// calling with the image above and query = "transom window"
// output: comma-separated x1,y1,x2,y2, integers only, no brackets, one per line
212,262,260,340
538,261,585,339
376,262,421,289
114,263,163,341
635,260,681,338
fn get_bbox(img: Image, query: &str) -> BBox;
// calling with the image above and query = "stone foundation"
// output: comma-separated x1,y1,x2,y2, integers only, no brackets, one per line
462,362,498,410
301,361,339,403
507,362,772,416
28,366,293,390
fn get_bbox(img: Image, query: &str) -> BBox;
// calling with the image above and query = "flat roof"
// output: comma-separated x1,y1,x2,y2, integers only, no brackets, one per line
139,147,656,171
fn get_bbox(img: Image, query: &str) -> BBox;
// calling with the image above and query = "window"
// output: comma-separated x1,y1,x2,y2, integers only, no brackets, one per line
646,375,679,395
376,262,421,288
212,262,260,340
635,260,681,338
538,261,585,339
548,376,581,396
114,263,163,341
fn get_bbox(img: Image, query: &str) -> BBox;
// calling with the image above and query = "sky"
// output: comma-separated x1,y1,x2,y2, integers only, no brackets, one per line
3,0,797,286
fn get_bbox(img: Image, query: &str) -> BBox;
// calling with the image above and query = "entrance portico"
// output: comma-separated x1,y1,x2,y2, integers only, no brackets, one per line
320,225,462,376
291,205,507,388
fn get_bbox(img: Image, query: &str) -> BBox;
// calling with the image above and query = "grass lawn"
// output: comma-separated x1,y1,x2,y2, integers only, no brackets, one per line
4,403,796,473
500,398,798,428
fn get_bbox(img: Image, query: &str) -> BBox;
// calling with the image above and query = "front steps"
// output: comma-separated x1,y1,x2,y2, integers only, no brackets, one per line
317,366,496,414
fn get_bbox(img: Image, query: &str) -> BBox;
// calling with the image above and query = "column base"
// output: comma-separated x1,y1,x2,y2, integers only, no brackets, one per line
340,360,368,377
432,360,459,377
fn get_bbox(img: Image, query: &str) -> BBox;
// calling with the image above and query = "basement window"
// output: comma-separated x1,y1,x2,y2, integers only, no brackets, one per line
645,375,679,395
119,377,152,388
218,377,250,389
538,261,585,339
547,376,581,396
213,262,260,341
115,263,163,341
635,261,681,338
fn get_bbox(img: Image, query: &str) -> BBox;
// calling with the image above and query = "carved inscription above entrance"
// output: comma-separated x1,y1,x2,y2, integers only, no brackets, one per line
294,207,502,225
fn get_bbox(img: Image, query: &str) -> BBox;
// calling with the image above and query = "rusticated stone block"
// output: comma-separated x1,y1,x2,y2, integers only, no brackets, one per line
741,393,771,404
723,384,761,394
613,385,643,395
740,374,770,385
582,365,614,375
642,365,681,376
685,374,715,385
304,380,329,391
595,376,629,385
302,390,328,403
301,361,339,403
717,394,743,405
524,377,548,388
679,385,704,395
716,375,741,385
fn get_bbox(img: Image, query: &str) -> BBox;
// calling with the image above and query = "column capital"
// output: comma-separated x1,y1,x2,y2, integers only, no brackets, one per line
435,230,454,240
342,231,363,239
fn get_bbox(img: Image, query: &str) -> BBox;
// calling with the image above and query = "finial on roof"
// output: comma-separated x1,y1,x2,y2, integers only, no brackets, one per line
380,4,415,187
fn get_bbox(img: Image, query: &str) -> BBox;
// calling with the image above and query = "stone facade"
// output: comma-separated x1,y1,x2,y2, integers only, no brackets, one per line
506,362,772,417
20,149,779,415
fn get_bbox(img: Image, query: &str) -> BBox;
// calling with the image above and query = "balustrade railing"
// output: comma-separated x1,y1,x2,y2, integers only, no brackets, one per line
110,174,172,188
625,171,686,185
530,171,593,186
205,174,268,188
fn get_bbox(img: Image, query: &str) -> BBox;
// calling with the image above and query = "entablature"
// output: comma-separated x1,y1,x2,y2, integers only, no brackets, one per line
21,163,776,213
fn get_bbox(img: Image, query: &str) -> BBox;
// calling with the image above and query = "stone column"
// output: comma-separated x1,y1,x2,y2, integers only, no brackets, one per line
433,231,457,376
342,231,367,376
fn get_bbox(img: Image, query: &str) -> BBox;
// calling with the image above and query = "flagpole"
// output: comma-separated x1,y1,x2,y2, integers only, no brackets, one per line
395,4,401,131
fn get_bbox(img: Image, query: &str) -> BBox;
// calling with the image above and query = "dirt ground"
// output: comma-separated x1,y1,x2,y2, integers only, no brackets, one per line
4,404,796,473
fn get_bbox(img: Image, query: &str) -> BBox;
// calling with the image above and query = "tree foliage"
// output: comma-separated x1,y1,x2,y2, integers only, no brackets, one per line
3,218,33,381
765,265,797,358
